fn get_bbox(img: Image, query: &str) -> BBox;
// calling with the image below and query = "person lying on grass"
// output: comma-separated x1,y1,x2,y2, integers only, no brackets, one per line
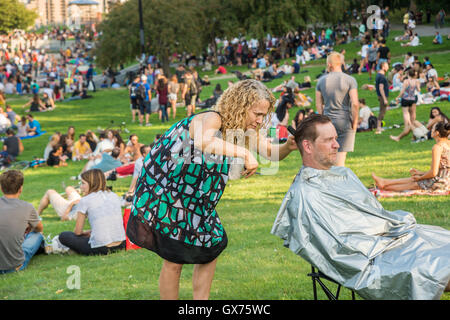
372,121,450,192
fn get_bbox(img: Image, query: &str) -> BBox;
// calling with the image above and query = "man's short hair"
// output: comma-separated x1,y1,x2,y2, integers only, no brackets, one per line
111,147,121,159
293,114,332,155
140,144,149,155
0,170,24,195
327,52,344,67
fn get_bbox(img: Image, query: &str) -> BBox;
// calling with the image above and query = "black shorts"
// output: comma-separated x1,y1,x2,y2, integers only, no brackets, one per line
401,97,417,107
130,98,139,110
368,60,376,69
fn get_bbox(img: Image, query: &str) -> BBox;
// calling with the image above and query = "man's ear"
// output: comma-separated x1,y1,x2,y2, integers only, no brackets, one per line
302,139,313,155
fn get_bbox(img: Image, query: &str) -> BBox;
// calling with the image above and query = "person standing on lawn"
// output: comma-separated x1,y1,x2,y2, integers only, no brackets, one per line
127,79,297,300
315,52,360,167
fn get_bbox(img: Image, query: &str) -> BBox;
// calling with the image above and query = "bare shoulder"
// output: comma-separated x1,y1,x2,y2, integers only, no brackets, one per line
189,112,222,138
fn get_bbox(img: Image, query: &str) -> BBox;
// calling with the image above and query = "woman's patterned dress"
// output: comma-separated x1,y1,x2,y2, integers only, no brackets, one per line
127,111,230,264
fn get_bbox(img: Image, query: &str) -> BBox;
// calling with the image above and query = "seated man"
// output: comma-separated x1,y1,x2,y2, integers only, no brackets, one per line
0,170,44,274
26,114,41,137
271,114,450,300
1,128,24,167
433,32,443,45
73,147,122,180
72,134,92,161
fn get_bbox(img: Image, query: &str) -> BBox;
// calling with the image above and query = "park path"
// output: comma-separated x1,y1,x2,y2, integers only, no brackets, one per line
390,23,450,37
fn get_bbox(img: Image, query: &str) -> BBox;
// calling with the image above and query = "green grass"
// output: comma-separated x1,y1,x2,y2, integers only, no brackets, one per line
0,39,449,300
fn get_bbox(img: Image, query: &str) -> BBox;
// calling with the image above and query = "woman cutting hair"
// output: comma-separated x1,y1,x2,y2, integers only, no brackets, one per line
128,79,297,300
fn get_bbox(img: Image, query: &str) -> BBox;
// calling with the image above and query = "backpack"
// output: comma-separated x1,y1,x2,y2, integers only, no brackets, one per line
136,83,146,101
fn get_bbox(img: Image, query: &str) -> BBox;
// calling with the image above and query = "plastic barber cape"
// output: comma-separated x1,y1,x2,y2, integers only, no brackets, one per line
271,166,450,300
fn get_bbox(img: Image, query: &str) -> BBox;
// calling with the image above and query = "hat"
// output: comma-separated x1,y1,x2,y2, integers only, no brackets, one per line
141,75,147,81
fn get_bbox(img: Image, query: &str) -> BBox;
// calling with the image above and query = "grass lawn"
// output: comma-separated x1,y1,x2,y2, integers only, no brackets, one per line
0,36,449,300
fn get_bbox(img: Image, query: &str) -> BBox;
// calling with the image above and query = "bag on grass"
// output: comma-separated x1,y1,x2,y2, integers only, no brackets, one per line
123,208,141,250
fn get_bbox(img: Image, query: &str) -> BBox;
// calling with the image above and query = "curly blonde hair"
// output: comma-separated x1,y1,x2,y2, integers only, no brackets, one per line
213,79,275,140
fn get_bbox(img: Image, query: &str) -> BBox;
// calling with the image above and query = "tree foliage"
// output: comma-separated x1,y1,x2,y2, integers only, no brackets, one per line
95,0,205,74
0,0,38,34
96,0,361,71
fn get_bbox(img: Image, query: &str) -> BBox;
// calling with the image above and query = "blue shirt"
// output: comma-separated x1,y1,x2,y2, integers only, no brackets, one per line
140,82,151,101
257,58,266,69
29,120,41,135
296,45,303,56
435,34,443,44
92,153,122,172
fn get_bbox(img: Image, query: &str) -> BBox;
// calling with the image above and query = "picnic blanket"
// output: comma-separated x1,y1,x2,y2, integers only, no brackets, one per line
19,131,47,140
370,187,450,198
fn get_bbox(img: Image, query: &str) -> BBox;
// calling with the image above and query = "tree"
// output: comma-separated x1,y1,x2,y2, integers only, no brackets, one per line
0,0,37,34
96,0,205,76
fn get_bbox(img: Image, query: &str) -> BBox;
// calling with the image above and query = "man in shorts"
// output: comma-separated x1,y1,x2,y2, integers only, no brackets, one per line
138,75,152,127
129,75,141,123
375,61,390,134
316,51,360,167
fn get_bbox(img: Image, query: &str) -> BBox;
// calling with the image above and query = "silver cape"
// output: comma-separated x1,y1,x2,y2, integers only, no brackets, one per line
271,166,450,300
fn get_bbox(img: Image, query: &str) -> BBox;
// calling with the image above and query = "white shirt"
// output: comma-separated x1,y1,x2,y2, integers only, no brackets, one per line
359,106,372,130
427,68,438,79
93,139,115,156
77,191,125,248
133,156,144,178
361,44,369,58
410,36,419,46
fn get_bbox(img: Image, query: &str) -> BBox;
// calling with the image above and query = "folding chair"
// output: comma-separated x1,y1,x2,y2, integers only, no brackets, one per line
308,265,356,300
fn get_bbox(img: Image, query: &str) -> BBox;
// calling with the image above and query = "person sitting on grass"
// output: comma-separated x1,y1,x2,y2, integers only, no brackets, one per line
46,144,68,167
79,147,122,176
426,107,449,140
123,144,151,198
37,186,81,221
26,114,42,137
58,169,126,256
72,134,92,161
22,94,47,112
0,170,44,274
0,128,24,167
433,32,443,45
372,121,450,192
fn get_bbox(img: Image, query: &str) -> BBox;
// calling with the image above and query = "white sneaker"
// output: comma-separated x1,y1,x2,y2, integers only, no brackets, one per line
145,123,152,127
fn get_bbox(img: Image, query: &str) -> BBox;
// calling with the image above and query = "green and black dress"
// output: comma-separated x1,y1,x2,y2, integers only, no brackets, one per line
127,111,230,264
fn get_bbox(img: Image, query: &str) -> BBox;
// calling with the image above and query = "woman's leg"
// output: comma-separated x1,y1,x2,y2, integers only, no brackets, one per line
159,260,183,300
372,173,420,191
172,100,177,119
37,189,64,215
409,104,416,124
192,258,218,300
390,107,412,141
59,231,94,255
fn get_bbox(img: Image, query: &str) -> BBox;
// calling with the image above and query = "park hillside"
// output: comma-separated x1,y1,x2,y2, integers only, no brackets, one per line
0,25,449,299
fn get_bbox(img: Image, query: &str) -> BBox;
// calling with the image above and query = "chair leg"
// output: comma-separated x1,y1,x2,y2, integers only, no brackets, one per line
311,266,318,300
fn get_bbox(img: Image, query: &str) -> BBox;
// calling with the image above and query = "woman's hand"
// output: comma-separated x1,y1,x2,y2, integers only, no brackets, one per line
286,135,298,151
242,151,258,178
